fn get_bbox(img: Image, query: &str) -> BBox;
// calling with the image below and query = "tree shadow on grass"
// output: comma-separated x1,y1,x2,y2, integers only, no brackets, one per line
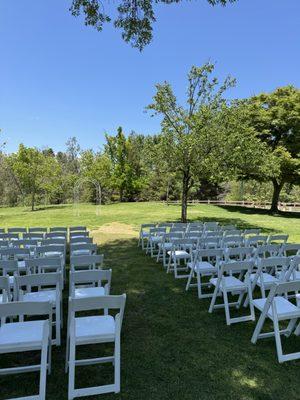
216,204,300,219
29,204,70,212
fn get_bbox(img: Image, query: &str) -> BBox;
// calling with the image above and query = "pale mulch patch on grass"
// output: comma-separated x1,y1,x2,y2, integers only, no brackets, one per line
91,222,138,244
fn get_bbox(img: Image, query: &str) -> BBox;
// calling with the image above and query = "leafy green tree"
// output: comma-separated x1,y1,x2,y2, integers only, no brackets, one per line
70,0,237,50
147,62,237,221
80,149,112,202
10,144,61,210
242,86,300,212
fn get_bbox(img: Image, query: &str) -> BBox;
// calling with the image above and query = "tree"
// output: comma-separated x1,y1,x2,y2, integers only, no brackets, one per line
243,86,300,212
147,62,236,222
80,149,112,202
70,0,237,50
10,144,61,210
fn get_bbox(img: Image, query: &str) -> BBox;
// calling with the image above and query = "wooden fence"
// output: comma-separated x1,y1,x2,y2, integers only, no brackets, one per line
161,199,300,212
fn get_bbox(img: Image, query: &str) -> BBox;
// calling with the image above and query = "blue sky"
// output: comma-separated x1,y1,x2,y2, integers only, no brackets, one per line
0,0,299,153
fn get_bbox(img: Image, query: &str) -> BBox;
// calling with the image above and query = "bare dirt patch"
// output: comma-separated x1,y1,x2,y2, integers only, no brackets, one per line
91,222,137,243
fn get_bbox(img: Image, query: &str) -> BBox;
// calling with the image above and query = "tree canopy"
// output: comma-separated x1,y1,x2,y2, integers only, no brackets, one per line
70,0,237,50
239,86,300,212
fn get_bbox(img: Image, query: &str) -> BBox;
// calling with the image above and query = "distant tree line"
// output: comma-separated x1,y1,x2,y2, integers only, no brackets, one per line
0,64,299,220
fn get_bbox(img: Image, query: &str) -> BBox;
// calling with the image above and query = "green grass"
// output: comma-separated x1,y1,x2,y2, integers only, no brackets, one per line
0,202,299,241
0,203,300,400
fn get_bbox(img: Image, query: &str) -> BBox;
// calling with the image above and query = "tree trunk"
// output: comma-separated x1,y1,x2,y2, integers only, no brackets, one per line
181,171,190,223
270,179,283,213
31,191,35,211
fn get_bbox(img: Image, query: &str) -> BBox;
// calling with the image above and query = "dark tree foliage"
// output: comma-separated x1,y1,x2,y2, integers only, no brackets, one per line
70,0,237,49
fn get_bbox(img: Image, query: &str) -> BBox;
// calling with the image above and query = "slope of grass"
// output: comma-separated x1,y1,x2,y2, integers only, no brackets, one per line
0,202,300,399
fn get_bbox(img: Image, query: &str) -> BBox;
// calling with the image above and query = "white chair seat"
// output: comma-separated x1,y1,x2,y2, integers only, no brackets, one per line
167,250,190,258
253,296,300,319
8,276,14,287
74,287,105,299
72,250,91,256
23,290,56,305
158,242,172,249
250,273,278,286
0,320,46,350
75,315,115,343
17,260,26,270
44,251,62,257
150,236,163,243
189,261,216,273
210,276,246,290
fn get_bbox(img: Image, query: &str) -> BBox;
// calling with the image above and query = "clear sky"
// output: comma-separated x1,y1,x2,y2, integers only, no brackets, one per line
0,0,299,153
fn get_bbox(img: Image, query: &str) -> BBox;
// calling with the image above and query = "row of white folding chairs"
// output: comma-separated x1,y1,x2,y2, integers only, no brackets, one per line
0,251,126,399
0,226,87,234
150,234,296,270
154,239,300,363
0,294,126,400
138,222,269,249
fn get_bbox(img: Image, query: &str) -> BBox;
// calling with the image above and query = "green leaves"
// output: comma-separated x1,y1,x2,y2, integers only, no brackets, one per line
70,0,237,49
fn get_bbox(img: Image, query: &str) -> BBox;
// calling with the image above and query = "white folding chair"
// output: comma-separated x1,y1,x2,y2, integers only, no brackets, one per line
66,295,126,399
280,243,300,257
70,237,93,245
70,231,89,240
70,226,87,232
209,260,255,325
167,238,195,278
69,269,112,299
253,244,281,258
0,259,20,300
0,276,10,303
146,227,166,257
249,257,290,299
16,273,62,346
70,254,104,272
186,248,223,298
70,243,97,257
243,228,261,236
267,234,289,245
246,235,268,247
203,222,219,231
24,232,45,241
224,246,253,263
251,281,300,362
157,232,183,267
138,223,156,249
0,301,52,400
222,236,244,248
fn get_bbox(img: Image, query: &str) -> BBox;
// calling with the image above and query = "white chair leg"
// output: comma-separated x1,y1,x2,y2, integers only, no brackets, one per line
223,289,231,325
197,272,202,299
251,310,267,344
68,334,76,400
209,286,219,313
39,323,49,400
114,333,121,393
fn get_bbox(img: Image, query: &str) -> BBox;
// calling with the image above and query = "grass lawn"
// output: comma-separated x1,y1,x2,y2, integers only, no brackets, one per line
0,202,300,400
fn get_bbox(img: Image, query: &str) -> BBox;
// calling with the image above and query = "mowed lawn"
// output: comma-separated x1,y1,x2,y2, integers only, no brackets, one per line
0,202,300,400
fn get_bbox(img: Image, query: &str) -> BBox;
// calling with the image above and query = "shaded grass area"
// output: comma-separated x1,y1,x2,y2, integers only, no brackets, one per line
1,237,300,400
